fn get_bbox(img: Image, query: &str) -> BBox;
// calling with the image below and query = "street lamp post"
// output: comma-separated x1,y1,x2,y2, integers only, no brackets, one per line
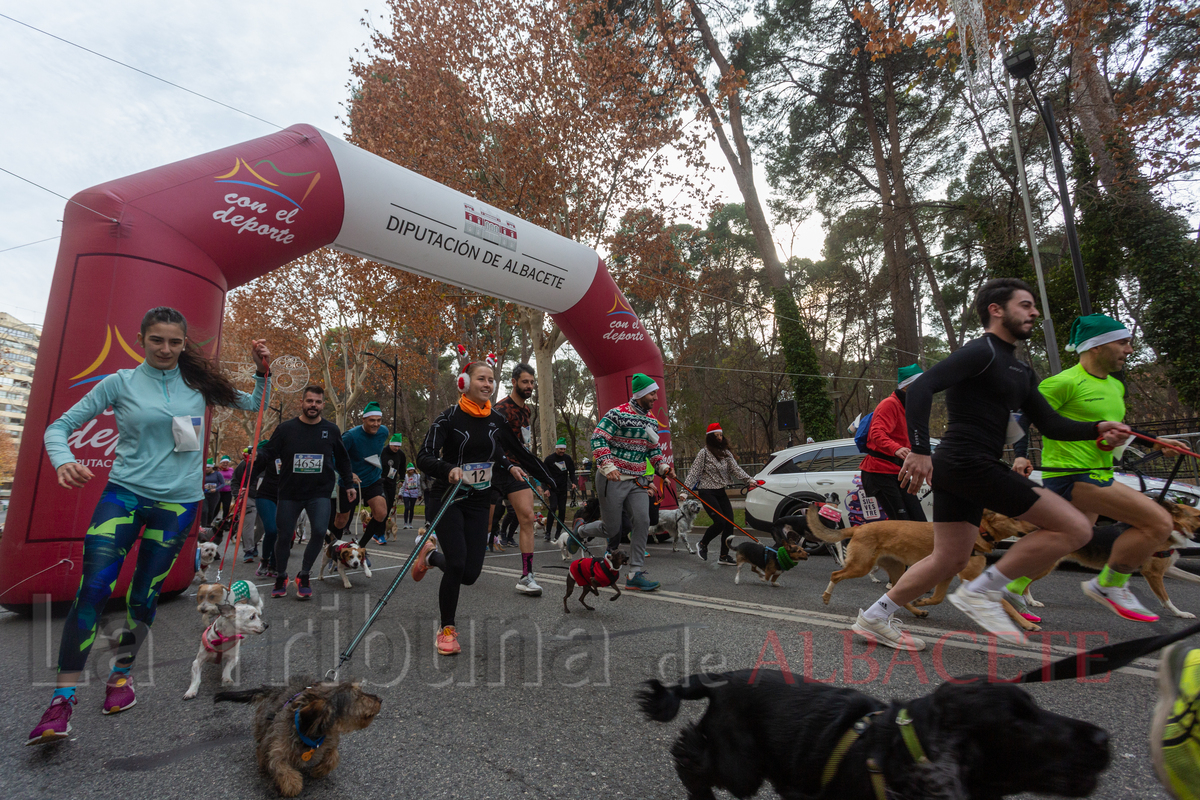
363,351,398,435
1003,48,1093,318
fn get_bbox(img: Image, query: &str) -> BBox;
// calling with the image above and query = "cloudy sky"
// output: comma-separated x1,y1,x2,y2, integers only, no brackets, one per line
0,1,823,330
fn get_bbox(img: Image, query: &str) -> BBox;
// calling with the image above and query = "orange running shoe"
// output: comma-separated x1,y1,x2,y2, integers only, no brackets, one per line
412,536,438,582
436,625,460,655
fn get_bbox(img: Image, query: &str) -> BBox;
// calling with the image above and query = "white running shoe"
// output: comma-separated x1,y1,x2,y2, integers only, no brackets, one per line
1081,578,1160,622
949,585,1025,643
516,573,543,596
850,610,926,651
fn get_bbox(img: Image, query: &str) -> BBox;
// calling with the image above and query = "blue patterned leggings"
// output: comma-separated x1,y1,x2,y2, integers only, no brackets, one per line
58,483,198,673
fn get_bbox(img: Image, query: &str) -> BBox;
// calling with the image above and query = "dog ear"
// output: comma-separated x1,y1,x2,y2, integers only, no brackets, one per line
297,697,332,739
218,603,236,617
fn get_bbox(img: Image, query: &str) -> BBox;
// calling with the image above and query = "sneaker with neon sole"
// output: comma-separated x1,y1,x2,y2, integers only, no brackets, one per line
296,573,313,600
850,610,926,651
1002,588,1042,623
103,673,136,715
26,695,76,745
1082,577,1159,622
272,574,288,598
1152,643,1200,800
948,585,1025,644
412,536,438,582
436,625,461,655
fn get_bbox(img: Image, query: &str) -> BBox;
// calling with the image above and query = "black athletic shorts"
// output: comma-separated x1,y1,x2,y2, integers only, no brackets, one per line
930,451,1042,526
490,468,530,502
337,479,386,514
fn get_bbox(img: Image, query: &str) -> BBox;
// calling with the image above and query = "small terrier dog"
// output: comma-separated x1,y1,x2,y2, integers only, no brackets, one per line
214,675,382,798
358,508,397,542
652,499,703,553
196,579,263,625
726,535,808,586
320,538,373,589
194,542,221,583
183,602,268,700
563,550,628,612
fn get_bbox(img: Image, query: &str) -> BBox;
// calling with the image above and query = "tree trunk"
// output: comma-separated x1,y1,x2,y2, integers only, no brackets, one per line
520,307,566,458
859,62,919,366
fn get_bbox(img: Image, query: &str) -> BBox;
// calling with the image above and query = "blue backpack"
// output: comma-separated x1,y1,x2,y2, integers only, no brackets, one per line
853,411,874,454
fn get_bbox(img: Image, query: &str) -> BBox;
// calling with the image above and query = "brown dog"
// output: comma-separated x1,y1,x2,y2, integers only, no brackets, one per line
214,675,381,798
359,507,396,542
563,550,628,612
319,538,372,589
1017,502,1200,626
809,504,1037,618
725,535,808,586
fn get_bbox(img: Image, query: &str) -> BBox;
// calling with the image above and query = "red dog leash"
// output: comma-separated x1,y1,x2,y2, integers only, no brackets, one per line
219,367,271,589
666,473,761,543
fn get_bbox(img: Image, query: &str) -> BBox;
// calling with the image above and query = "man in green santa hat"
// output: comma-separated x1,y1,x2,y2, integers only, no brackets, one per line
590,373,676,591
1009,313,1174,622
542,437,576,542
331,401,392,547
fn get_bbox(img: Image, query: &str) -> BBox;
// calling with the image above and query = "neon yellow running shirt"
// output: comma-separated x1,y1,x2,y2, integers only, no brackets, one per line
1037,363,1124,478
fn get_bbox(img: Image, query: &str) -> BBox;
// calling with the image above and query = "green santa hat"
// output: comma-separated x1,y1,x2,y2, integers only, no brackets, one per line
631,373,659,400
407,462,416,470
206,458,214,466
362,401,384,418
555,437,567,448
1065,314,1132,353
257,439,269,450
219,455,232,463
389,433,403,444
897,363,924,390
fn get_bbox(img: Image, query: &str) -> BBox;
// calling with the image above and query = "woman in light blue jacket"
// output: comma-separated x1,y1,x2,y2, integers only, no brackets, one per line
27,307,270,746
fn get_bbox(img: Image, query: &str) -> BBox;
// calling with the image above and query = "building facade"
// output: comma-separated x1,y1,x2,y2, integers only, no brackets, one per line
0,312,39,442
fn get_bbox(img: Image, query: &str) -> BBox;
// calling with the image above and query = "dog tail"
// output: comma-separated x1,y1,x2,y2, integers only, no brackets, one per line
213,687,270,705
724,535,735,550
805,504,849,544
638,675,720,722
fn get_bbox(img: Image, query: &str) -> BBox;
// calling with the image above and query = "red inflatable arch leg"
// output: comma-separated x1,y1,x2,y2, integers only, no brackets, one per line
0,124,671,611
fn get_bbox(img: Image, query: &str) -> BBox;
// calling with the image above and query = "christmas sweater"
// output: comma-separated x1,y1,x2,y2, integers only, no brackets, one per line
591,402,666,477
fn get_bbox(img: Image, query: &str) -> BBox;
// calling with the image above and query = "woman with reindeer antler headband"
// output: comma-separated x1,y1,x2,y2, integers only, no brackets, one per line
413,347,555,656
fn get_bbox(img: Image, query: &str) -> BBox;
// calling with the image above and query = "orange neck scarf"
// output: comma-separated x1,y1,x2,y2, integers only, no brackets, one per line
458,395,492,418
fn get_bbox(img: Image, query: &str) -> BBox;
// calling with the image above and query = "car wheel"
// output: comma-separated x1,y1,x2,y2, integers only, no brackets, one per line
776,494,829,556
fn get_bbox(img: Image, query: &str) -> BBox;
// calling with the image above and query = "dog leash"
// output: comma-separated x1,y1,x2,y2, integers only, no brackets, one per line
666,474,761,543
216,366,271,588
327,481,464,681
520,475,594,557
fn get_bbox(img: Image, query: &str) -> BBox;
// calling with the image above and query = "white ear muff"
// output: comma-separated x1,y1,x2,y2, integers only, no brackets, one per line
457,369,470,393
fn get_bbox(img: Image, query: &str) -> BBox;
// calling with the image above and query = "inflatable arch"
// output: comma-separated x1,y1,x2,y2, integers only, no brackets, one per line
0,124,671,611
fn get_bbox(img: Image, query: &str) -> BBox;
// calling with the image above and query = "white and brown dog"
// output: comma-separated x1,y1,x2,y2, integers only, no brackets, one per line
652,499,703,553
320,538,372,589
194,542,222,583
183,602,268,700
196,579,264,625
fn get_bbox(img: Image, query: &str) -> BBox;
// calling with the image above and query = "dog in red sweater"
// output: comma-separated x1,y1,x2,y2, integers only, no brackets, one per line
563,550,629,612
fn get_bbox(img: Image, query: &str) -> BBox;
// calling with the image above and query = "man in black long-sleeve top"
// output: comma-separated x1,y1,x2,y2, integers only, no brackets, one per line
256,385,354,600
541,438,576,541
851,279,1131,650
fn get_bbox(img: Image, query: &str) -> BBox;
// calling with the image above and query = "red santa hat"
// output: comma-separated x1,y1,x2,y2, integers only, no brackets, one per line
706,423,723,435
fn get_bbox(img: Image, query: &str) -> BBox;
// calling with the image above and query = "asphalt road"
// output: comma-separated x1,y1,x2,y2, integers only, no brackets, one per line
2,529,1198,800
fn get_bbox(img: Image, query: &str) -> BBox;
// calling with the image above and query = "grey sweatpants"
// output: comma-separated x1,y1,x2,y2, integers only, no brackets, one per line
596,472,650,573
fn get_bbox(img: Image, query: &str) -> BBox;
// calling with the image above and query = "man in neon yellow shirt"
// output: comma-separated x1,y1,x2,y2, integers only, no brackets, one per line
1010,313,1173,621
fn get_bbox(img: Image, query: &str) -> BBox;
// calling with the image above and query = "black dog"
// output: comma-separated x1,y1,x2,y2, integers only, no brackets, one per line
639,669,1109,800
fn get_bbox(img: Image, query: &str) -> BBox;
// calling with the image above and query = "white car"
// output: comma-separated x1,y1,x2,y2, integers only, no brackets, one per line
746,438,1200,552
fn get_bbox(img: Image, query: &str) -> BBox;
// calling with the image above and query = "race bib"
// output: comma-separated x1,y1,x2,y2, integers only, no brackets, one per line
388,467,398,479
365,454,382,469
521,426,532,447
293,453,324,474
171,415,202,453
274,458,282,475
860,495,882,521
555,462,567,471
462,461,493,491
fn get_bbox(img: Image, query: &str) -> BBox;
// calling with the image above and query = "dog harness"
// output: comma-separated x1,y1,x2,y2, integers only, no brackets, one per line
569,556,619,588
201,622,245,664
820,706,928,800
